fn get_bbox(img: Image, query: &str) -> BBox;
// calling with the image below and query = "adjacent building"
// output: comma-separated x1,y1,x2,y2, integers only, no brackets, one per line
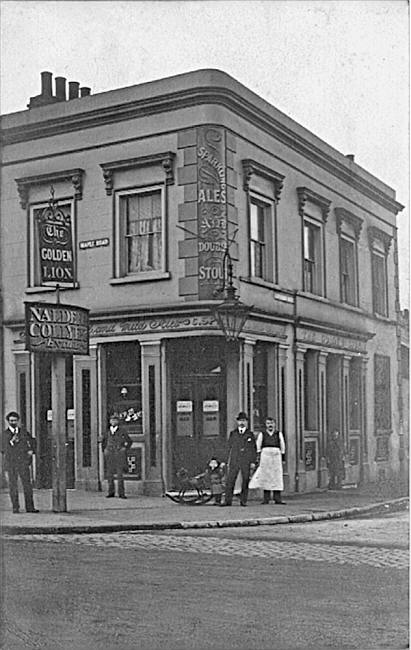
0,69,405,495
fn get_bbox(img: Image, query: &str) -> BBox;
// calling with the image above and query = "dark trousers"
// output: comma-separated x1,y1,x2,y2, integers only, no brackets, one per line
328,471,343,489
263,490,283,503
106,452,126,497
7,462,35,512
225,462,251,505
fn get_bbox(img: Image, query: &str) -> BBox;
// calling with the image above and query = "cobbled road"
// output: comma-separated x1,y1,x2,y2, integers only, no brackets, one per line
5,531,409,569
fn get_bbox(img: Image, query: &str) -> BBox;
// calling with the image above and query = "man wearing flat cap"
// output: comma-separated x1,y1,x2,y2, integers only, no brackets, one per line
223,412,257,507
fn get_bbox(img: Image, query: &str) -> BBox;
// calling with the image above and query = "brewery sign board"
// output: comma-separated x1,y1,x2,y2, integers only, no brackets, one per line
25,301,89,355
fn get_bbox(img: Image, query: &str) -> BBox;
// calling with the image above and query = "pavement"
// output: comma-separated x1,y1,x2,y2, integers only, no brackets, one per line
1,481,408,535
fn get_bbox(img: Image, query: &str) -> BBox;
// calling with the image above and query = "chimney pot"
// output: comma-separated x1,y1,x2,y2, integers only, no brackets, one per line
55,76,67,101
80,86,91,97
68,81,80,100
41,71,53,97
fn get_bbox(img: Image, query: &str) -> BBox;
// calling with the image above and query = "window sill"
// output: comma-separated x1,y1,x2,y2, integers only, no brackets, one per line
110,272,171,285
298,290,327,302
240,276,278,291
372,312,391,322
26,283,80,294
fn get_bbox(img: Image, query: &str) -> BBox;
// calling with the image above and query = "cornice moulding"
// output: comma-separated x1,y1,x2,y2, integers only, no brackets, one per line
368,225,393,254
3,85,404,215
100,151,176,194
297,186,331,221
335,207,363,239
242,158,285,202
15,168,84,209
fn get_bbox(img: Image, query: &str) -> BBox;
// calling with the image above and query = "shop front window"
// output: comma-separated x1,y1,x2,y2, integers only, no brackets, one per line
106,342,142,434
349,360,361,430
304,350,318,431
374,354,391,431
253,343,268,432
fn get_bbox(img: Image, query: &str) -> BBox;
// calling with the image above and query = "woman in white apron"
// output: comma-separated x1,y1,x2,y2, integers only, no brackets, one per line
249,416,286,504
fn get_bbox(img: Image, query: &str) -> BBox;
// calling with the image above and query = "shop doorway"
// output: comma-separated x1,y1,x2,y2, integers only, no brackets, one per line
169,338,227,483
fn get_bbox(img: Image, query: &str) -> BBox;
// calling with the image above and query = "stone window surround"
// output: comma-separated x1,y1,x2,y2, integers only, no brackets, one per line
15,168,84,210
100,152,176,196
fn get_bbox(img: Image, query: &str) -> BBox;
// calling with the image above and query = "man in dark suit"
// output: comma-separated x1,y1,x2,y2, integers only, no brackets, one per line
102,415,132,499
1,411,38,513
223,412,257,507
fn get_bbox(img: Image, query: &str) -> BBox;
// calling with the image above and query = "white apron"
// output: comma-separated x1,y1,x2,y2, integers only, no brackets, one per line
249,447,284,491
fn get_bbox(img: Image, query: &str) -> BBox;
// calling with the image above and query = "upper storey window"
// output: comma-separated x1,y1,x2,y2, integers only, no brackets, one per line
368,226,392,317
298,187,331,297
15,169,84,291
303,219,322,295
249,196,275,282
335,208,363,307
242,159,284,286
100,152,175,284
117,187,164,277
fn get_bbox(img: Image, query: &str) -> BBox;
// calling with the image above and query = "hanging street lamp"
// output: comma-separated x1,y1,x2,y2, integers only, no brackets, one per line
212,248,251,341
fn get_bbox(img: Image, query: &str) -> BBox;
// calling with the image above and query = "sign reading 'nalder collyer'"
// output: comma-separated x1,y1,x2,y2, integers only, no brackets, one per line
25,302,89,355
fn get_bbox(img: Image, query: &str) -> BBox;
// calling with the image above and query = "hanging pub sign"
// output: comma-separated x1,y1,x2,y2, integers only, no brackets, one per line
25,301,89,355
35,190,75,285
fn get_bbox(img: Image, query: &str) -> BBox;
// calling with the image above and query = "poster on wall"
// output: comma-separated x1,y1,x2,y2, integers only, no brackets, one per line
304,440,316,471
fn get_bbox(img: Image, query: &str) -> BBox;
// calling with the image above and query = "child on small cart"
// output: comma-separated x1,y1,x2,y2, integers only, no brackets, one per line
205,457,226,505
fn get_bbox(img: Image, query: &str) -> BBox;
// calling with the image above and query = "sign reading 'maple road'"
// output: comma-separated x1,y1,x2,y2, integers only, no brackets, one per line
25,301,89,355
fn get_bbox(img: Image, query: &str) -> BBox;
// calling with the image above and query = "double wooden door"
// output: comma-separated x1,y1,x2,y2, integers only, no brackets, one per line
170,338,227,483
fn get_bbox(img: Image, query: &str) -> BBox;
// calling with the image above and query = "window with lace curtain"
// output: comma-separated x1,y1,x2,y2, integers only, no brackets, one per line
115,186,165,278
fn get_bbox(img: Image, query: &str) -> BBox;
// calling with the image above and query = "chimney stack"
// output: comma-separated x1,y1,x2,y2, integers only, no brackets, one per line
55,76,66,101
68,81,80,100
28,72,91,109
346,154,355,162
41,71,53,97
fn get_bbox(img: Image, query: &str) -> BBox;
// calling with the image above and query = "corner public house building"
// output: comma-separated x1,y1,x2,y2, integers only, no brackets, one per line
0,70,405,495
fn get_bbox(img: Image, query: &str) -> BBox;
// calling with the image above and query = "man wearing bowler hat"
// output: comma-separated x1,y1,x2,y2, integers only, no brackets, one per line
223,412,257,507
1,411,38,514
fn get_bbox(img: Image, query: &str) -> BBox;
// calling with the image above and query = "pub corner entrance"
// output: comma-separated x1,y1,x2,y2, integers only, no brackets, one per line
168,337,228,485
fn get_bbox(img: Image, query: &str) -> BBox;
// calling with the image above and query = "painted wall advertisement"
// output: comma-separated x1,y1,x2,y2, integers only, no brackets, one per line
197,126,228,300
25,301,89,355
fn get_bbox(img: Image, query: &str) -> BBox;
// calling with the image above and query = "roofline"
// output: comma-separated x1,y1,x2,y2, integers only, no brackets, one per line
0,68,404,215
